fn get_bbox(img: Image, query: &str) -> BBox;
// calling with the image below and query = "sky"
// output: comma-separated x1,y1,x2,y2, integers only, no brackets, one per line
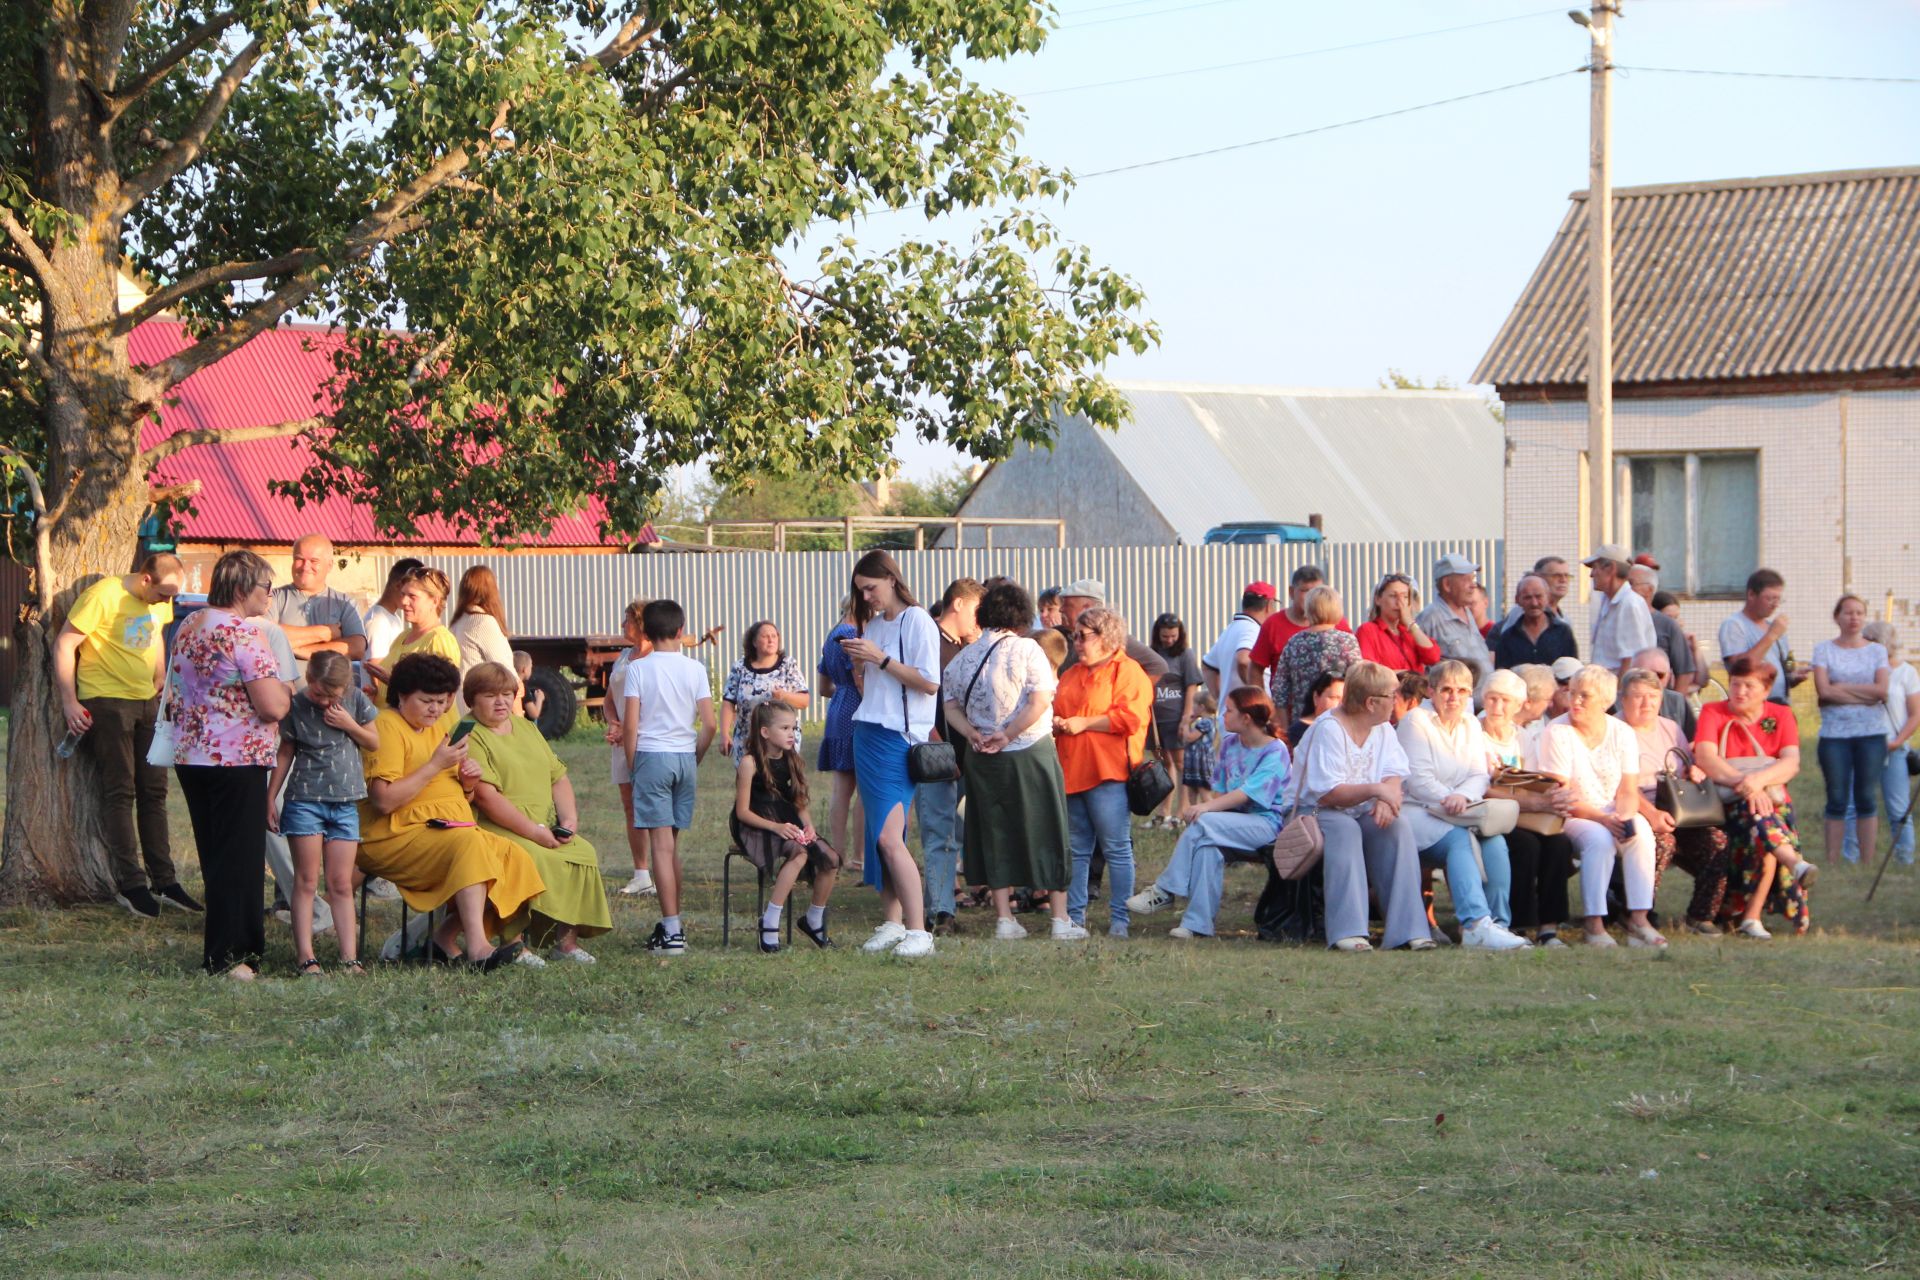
839,0,1920,479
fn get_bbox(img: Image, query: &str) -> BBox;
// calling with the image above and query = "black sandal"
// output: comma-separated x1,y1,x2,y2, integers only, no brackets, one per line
295,958,324,978
759,924,782,955
476,939,524,973
796,913,833,948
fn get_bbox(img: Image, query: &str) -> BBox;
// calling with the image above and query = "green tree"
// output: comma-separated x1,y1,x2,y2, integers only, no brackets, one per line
0,1,1154,903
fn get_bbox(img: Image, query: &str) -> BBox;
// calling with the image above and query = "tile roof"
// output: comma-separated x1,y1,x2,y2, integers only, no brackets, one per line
131,322,636,547
1473,166,1920,389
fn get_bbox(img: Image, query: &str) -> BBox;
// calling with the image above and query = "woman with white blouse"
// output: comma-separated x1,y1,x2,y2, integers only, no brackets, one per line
1287,660,1431,953
1537,664,1664,948
1848,622,1920,865
1481,669,1576,945
1396,660,1529,951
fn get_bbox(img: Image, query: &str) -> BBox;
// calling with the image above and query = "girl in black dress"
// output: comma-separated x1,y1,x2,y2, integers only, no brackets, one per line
734,702,842,952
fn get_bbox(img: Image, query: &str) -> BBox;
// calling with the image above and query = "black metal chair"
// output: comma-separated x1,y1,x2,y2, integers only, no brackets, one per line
721,843,796,948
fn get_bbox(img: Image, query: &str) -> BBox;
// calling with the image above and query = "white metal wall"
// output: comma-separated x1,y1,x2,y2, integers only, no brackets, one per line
403,540,1503,713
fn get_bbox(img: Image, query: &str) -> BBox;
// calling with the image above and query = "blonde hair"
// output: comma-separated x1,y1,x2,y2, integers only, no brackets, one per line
1304,585,1343,627
1340,660,1396,713
1075,606,1126,652
1428,658,1474,691
1512,663,1555,705
461,660,519,703
305,651,353,692
1569,664,1619,706
1483,669,1526,704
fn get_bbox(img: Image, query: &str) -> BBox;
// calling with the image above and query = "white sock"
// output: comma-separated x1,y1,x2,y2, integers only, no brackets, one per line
632,868,652,883
805,905,826,930
761,903,783,931
662,914,681,934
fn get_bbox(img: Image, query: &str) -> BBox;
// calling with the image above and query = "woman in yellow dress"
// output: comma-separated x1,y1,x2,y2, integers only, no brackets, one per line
364,566,461,734
358,652,545,970
462,662,613,964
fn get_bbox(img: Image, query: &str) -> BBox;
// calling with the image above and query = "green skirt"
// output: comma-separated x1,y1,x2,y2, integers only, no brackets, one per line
962,736,1071,891
485,825,614,940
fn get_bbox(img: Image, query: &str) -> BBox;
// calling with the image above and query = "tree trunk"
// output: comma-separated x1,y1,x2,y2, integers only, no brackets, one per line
0,472,153,906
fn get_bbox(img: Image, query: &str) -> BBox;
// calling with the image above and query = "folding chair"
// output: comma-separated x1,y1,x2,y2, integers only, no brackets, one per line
721,843,796,948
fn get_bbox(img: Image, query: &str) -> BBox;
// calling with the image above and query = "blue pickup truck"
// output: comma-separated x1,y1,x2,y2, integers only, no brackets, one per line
1202,521,1324,546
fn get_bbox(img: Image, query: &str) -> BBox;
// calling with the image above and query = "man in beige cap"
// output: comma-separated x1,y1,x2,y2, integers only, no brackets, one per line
1056,578,1167,681
1415,552,1492,685
1583,545,1655,677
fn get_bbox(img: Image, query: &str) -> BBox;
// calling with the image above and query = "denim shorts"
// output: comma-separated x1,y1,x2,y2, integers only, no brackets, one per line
631,751,697,830
280,797,361,842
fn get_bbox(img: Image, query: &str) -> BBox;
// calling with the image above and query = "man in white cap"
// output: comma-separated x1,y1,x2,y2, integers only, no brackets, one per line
1584,545,1655,678
1415,553,1493,685
1055,579,1168,681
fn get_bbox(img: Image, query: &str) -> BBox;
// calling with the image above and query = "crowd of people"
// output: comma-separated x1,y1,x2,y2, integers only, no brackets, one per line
50,534,1918,975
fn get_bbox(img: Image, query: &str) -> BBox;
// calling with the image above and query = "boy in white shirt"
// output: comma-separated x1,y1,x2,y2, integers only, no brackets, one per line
621,599,717,954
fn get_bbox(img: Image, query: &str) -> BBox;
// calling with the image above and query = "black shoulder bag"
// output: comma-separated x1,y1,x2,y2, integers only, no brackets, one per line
902,626,1001,785
1125,666,1176,816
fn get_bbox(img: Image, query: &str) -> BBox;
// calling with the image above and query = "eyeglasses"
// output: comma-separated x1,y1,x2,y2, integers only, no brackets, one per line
252,577,275,592
1073,629,1099,641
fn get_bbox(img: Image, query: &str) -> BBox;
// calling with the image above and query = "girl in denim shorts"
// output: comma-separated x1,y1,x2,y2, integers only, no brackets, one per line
269,652,381,975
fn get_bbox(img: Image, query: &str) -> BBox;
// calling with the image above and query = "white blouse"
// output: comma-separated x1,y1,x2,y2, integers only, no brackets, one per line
1290,714,1410,812
943,631,1056,752
1538,713,1639,815
1397,707,1494,847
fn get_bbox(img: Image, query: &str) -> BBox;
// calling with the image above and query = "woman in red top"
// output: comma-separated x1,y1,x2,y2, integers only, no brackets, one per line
1355,573,1442,674
1694,656,1817,937
1054,607,1153,937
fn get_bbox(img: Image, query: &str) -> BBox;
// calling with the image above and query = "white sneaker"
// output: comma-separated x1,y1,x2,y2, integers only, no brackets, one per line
618,872,657,897
1460,918,1531,952
861,921,908,953
553,947,596,965
1126,885,1175,915
1793,861,1819,889
994,916,1028,941
1169,925,1208,940
1050,918,1089,941
513,949,548,968
1736,919,1772,940
893,929,935,958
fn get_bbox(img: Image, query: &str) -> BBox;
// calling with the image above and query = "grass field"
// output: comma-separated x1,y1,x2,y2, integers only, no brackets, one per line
2,710,1918,1278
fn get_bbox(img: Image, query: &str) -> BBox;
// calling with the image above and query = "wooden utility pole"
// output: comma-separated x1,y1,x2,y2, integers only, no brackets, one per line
1583,2,1618,555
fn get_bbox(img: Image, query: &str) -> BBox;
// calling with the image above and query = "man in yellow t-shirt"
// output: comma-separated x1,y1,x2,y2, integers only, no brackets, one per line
53,553,195,918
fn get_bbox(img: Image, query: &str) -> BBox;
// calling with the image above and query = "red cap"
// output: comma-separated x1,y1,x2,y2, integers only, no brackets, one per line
1245,581,1276,599
1632,553,1661,570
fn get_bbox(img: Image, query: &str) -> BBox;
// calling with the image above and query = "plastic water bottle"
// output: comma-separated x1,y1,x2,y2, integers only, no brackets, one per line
55,727,86,759
188,563,203,594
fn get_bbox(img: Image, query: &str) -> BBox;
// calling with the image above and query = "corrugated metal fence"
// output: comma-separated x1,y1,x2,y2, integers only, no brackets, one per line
401,540,1502,717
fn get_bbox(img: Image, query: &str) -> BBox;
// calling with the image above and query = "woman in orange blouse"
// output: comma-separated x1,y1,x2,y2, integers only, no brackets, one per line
1054,606,1154,937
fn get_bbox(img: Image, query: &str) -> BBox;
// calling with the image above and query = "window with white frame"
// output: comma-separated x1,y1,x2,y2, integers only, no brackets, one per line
1620,451,1759,596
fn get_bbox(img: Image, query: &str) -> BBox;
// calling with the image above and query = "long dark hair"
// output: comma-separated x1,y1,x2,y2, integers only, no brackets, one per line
1151,612,1188,658
849,549,917,633
746,700,809,812
454,565,509,631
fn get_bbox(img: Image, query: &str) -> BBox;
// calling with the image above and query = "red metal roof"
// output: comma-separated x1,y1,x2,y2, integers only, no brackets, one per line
131,321,640,547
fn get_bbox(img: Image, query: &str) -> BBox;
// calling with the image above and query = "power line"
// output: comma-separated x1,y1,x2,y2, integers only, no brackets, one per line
1078,67,1585,178
1052,0,1182,17
1023,7,1566,98
1619,65,1920,85
1058,0,1257,32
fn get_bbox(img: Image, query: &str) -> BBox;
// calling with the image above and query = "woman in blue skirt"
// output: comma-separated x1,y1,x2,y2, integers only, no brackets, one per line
815,599,864,867
837,550,942,959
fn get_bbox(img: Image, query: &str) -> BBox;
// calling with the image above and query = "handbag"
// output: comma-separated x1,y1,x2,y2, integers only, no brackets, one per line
906,633,1002,784
145,626,186,768
1270,717,1327,881
1712,716,1780,804
1654,746,1725,829
1430,797,1520,838
1126,714,1176,816
1491,765,1565,836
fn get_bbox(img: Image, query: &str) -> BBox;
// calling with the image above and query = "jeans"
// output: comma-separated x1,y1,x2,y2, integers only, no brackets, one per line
1067,781,1135,932
265,775,332,934
1818,733,1884,823
79,695,175,893
1415,826,1510,928
1843,744,1914,864
917,777,963,916
1154,810,1279,936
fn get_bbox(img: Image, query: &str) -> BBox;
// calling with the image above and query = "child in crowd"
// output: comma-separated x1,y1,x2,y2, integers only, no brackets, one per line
1393,670,1429,724
513,650,542,721
1287,671,1344,749
733,702,841,952
268,651,380,975
1181,687,1218,809
1034,627,1069,674
620,599,717,955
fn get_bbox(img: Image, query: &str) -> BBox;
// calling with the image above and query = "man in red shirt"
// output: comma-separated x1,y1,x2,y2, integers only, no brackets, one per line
1249,564,1351,690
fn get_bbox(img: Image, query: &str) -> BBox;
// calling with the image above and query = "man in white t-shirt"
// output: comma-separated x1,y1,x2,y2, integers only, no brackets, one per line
1200,581,1276,700
621,599,717,956
1583,545,1656,677
1717,567,1807,704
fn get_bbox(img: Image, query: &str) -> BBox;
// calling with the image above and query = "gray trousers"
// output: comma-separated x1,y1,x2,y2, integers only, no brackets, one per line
1318,807,1428,950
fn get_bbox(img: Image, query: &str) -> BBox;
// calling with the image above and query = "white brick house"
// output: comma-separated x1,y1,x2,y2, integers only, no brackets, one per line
1475,166,1920,660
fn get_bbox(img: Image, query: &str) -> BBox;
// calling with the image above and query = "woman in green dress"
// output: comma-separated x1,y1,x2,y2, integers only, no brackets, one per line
462,662,613,963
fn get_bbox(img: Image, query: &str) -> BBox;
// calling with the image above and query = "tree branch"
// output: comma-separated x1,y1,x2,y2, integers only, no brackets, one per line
0,209,55,286
116,34,266,213
108,10,241,115
138,415,322,467
0,313,55,388
591,11,663,70
0,443,56,612
115,248,317,332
